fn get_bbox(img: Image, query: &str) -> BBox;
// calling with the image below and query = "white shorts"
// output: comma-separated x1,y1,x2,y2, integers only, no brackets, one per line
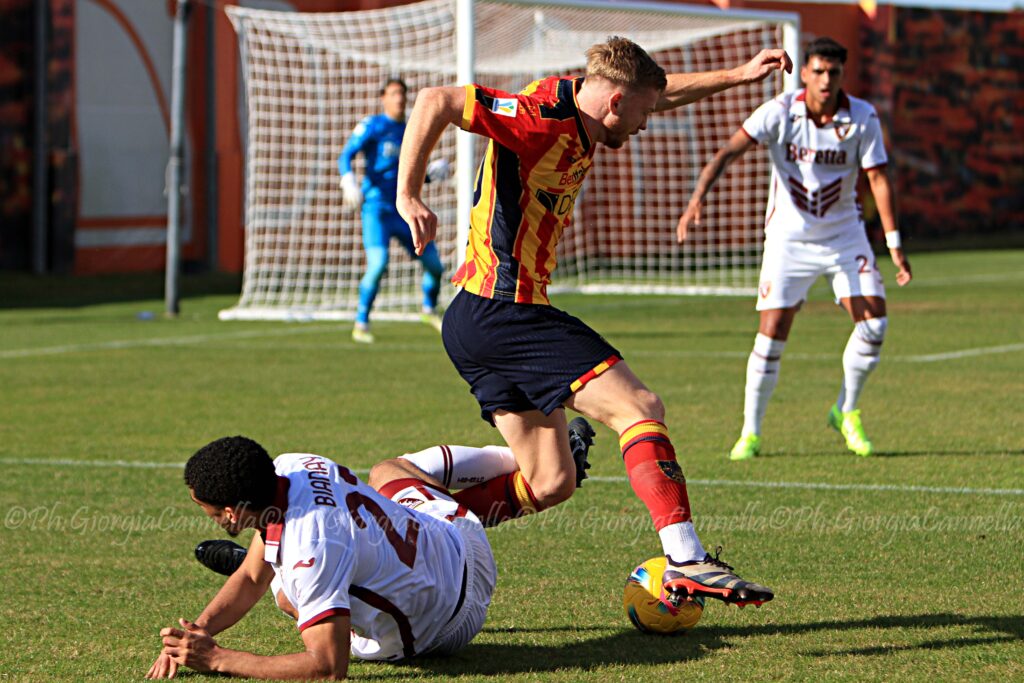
756,232,886,311
360,481,497,659
421,515,496,656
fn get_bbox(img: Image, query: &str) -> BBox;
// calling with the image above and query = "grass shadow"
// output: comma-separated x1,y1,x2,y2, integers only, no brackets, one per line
405,612,1024,677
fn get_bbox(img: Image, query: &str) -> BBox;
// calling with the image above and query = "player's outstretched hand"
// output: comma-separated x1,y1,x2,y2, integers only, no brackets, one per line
146,652,178,679
676,200,703,243
397,195,437,256
159,618,219,674
891,248,912,286
740,48,793,83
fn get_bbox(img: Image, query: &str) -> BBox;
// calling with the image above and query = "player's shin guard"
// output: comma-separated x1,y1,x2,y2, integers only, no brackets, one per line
400,445,518,491
741,334,785,436
620,420,692,530
837,317,886,412
452,471,539,527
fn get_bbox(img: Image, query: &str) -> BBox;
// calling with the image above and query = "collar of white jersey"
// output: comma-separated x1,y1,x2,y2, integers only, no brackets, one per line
793,89,852,124
261,476,291,564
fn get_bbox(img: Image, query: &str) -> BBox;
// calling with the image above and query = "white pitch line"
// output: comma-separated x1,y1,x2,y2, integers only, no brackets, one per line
1,457,1018,496
0,457,184,469
897,342,1024,363
5,332,1021,364
629,343,1024,364
587,475,1024,496
0,457,372,475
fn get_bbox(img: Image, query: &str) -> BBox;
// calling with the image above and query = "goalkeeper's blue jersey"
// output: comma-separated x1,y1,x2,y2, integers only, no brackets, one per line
338,114,405,206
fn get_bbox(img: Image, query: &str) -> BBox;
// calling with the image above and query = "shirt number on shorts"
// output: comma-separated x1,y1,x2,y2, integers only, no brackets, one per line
345,491,419,568
856,255,872,274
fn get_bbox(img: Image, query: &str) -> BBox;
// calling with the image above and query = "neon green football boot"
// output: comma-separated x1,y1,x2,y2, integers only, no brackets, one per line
729,433,761,461
828,405,874,457
351,324,375,344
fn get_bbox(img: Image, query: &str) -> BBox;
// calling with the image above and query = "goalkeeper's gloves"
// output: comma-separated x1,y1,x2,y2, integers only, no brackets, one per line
425,158,453,184
340,172,362,210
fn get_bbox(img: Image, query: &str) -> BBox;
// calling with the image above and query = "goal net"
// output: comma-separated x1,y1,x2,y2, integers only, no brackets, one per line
221,0,798,321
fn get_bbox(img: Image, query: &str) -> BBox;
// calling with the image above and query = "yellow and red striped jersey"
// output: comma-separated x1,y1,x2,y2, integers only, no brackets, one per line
453,77,595,305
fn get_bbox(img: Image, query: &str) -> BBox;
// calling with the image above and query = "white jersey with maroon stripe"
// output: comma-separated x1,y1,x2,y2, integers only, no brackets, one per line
742,89,888,243
265,453,472,661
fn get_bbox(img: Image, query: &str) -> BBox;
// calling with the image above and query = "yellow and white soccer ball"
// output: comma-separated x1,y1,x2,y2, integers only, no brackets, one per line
623,556,704,634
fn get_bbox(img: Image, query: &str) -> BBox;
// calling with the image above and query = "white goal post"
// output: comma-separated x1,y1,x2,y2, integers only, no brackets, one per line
220,0,799,322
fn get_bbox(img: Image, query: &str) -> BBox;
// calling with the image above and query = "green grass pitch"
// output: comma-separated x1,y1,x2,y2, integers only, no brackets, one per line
1,249,1021,681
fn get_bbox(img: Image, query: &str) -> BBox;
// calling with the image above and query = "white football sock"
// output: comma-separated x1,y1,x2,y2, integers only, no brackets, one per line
837,317,886,412
741,333,786,436
399,445,518,490
660,522,707,565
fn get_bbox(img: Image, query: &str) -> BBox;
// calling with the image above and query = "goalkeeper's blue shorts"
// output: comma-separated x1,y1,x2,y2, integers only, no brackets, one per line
361,202,416,254
441,289,623,425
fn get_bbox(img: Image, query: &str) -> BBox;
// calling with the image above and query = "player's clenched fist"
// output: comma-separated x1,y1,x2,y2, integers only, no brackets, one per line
891,249,912,286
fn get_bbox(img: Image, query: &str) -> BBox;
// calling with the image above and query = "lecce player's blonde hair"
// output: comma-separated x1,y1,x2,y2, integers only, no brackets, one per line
585,36,667,91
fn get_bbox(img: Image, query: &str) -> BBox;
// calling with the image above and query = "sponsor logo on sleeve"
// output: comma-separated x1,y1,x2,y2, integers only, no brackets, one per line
492,98,519,117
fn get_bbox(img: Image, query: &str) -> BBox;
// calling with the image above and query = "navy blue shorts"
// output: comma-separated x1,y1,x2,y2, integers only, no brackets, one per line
442,290,622,424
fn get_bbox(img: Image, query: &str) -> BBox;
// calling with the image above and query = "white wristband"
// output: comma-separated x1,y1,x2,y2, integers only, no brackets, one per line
884,230,902,249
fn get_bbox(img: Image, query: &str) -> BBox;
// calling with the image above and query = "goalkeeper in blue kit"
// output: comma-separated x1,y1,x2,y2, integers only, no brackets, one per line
338,78,451,343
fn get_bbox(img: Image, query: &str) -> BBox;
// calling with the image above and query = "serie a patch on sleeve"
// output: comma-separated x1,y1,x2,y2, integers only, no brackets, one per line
491,97,518,117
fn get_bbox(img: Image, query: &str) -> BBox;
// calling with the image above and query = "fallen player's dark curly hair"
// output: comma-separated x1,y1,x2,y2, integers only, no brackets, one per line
184,436,277,509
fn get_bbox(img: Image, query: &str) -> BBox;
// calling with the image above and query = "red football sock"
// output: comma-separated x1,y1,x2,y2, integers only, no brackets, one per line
620,420,691,530
453,471,539,527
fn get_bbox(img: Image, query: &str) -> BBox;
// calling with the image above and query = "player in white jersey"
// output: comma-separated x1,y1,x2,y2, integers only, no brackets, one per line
677,37,912,460
145,435,500,680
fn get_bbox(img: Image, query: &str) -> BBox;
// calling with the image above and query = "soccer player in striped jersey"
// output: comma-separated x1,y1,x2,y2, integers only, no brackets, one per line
677,37,912,461
396,37,791,609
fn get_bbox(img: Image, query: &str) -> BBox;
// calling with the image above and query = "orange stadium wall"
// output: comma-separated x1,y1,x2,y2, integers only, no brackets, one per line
1,0,1020,274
